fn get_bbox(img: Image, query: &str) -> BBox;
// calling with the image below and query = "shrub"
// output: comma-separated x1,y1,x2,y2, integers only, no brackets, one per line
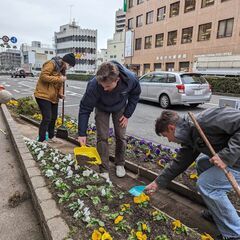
205,76,240,95
66,74,94,81
16,96,40,115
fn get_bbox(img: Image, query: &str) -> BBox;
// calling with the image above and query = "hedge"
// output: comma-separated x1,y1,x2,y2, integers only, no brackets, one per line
205,76,240,95
66,74,94,81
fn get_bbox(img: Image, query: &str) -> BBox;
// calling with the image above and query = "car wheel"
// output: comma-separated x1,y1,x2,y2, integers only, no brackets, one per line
190,103,199,108
159,94,170,109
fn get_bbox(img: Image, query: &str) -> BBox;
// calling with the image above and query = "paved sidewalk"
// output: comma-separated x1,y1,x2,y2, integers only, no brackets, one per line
0,109,44,240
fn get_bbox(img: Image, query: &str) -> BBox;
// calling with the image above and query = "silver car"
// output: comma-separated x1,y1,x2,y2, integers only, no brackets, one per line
139,71,212,108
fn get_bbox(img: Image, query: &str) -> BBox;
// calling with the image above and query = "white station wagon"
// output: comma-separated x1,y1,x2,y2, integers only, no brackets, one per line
139,71,212,108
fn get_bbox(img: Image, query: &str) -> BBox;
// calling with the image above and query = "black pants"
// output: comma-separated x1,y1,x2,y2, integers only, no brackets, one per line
36,98,58,142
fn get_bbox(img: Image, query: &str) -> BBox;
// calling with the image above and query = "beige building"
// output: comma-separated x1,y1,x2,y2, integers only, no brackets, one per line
124,0,240,75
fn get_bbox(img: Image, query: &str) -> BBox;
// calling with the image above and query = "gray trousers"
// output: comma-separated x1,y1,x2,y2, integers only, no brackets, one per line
95,108,126,172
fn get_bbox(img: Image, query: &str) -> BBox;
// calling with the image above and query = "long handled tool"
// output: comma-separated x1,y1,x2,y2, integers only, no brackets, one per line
188,112,240,198
56,82,68,139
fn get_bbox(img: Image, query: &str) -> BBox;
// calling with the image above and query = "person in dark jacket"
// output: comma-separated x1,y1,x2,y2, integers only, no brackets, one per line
78,61,141,178
34,53,76,143
145,107,240,240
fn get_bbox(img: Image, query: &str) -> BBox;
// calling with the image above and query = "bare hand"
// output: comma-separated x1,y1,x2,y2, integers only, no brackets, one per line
61,76,67,82
209,154,227,169
59,94,65,100
145,181,158,195
77,136,86,146
119,115,128,128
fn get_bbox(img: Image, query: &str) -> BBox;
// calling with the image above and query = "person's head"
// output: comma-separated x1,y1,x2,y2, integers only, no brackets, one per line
62,53,76,69
155,110,180,142
96,62,120,92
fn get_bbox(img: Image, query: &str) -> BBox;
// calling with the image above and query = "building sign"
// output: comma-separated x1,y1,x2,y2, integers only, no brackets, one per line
124,30,134,58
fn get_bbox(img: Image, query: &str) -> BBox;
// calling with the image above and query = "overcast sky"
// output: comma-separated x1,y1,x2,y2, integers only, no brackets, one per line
0,0,123,50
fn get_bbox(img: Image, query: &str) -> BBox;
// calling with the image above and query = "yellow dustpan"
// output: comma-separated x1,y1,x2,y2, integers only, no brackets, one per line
74,146,102,165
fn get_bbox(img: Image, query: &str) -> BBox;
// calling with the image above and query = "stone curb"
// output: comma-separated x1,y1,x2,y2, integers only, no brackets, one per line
1,104,70,240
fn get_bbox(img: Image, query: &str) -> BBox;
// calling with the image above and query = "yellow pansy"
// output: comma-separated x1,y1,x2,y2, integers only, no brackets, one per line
190,173,198,180
98,227,106,233
142,223,147,231
136,231,147,240
121,203,130,211
91,229,101,240
201,233,214,240
134,193,150,204
102,232,113,240
7,99,19,106
145,149,151,157
114,215,123,224
172,220,182,231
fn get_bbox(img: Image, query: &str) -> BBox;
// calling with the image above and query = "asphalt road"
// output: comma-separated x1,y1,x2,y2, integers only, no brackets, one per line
1,75,239,148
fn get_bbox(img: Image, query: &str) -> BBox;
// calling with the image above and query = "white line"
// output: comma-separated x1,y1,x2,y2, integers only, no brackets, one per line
13,89,20,93
59,104,79,108
205,102,218,106
69,86,85,90
4,84,10,87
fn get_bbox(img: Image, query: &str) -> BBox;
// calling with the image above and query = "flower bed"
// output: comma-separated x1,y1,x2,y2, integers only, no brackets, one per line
24,138,209,240
7,97,239,212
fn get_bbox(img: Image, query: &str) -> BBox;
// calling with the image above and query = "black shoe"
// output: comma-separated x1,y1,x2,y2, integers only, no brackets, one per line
216,235,240,240
201,209,214,223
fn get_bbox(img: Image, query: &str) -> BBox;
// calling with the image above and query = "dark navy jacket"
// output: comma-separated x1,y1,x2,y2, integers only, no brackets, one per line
78,61,141,136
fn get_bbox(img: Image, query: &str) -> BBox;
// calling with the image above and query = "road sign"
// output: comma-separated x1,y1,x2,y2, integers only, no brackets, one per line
10,36,17,44
2,35,9,43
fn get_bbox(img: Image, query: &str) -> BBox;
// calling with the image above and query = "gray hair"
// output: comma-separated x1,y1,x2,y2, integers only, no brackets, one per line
96,62,119,83
155,110,179,135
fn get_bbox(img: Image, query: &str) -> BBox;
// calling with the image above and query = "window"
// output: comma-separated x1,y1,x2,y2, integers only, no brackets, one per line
154,63,162,71
166,63,175,71
155,33,164,47
157,7,166,21
135,38,142,50
152,73,166,83
181,27,193,44
179,62,190,72
201,0,214,8
146,11,154,24
143,64,151,74
140,73,152,82
137,0,144,4
136,15,143,27
128,18,134,29
198,23,212,41
170,2,180,17
49,51,54,54
128,0,133,8
44,51,48,54
217,18,234,38
184,0,196,13
167,30,177,46
145,36,152,49
167,74,177,83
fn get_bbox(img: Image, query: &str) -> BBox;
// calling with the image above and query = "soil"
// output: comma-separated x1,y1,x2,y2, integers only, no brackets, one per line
8,191,30,208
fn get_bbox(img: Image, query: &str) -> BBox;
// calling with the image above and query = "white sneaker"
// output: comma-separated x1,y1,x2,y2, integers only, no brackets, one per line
100,172,110,180
116,166,126,178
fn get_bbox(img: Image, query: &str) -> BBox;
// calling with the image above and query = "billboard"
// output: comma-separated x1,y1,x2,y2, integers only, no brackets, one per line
124,30,134,58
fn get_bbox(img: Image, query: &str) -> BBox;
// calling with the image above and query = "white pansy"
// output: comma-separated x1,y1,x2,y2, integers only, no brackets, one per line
41,160,46,166
101,188,106,196
45,169,54,177
73,210,81,219
92,173,99,179
106,178,113,187
67,169,73,178
54,164,60,170
82,169,93,177
74,164,80,171
77,199,84,209
37,150,44,160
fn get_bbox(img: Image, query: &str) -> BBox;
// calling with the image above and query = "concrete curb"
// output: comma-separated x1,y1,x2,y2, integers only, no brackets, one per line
1,104,70,240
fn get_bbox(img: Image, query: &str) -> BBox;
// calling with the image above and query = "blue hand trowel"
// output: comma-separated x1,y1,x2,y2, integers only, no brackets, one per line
128,185,146,197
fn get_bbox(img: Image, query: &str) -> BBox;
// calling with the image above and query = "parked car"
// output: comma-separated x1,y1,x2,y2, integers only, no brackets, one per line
139,71,212,108
11,68,26,78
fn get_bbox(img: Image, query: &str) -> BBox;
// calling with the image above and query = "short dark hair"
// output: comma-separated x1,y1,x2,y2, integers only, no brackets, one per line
155,110,179,135
96,62,119,83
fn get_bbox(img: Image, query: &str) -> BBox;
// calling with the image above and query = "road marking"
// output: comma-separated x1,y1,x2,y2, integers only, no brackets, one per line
69,86,85,90
4,84,10,87
13,89,20,93
65,104,79,107
205,103,218,106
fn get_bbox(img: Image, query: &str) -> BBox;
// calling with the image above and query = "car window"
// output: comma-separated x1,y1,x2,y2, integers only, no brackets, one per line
151,74,167,83
139,74,153,82
180,74,207,84
167,74,176,83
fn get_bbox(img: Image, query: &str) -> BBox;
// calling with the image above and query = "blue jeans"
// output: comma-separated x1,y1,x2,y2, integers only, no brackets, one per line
196,154,240,238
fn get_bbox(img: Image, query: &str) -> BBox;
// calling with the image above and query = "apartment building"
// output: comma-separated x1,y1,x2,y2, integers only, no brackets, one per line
55,20,97,73
124,0,240,75
116,9,126,33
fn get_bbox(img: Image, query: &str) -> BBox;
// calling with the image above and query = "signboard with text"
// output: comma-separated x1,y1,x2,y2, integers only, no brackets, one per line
124,30,134,58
